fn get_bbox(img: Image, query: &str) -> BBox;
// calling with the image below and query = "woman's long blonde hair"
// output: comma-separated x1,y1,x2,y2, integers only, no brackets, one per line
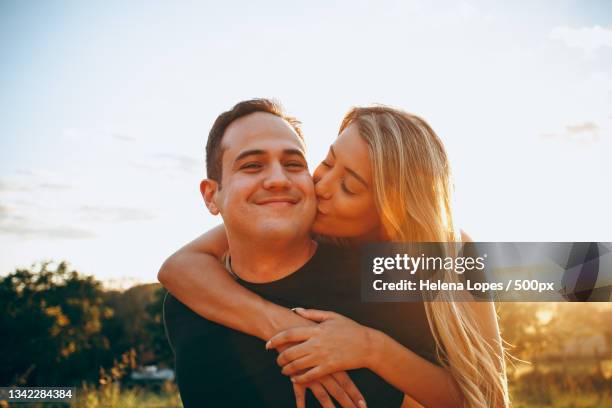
340,106,509,407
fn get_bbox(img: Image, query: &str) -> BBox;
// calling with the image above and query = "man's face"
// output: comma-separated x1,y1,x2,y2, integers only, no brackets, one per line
210,112,316,242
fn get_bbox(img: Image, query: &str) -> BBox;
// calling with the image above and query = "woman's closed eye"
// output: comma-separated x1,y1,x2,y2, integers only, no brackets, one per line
321,151,335,168
341,180,356,195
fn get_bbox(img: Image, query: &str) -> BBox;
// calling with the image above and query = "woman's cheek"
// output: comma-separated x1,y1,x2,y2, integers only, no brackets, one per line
351,199,380,229
336,196,365,221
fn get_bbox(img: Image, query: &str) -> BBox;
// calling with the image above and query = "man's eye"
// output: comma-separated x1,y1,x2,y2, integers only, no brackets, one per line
241,163,262,170
286,161,305,168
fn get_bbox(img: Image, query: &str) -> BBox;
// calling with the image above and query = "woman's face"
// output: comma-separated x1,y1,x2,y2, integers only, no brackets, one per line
311,123,384,240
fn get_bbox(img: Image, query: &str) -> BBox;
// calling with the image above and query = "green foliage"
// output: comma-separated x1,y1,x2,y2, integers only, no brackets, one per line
0,262,170,387
0,262,111,386
101,283,172,367
144,286,174,366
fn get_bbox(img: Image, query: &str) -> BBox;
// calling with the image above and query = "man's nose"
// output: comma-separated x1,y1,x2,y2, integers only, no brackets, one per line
262,162,291,190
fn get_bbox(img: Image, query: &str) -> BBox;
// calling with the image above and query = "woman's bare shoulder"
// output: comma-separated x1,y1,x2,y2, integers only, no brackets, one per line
460,229,473,243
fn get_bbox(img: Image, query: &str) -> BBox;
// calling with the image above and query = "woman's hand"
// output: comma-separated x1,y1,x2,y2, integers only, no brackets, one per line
292,372,367,408
275,341,366,408
266,308,377,384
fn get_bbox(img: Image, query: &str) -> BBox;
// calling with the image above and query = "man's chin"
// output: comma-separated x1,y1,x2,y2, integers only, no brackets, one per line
255,221,310,238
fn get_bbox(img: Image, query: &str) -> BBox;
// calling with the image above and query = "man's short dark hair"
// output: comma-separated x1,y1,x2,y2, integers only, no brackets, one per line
205,98,303,187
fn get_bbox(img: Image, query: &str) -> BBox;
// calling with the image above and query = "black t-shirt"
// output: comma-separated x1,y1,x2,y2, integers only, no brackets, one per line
164,243,439,407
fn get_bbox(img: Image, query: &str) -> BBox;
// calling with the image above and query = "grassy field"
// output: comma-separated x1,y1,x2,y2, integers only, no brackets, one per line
507,359,612,408
3,364,610,408
71,383,183,408
0,383,183,408
2,385,609,408
71,388,610,408
71,386,612,408
510,390,611,408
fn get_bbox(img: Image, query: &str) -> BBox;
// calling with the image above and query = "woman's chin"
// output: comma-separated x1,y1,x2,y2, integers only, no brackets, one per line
310,219,326,235
311,218,338,237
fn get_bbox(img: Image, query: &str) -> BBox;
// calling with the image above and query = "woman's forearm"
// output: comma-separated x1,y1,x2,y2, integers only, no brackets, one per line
158,251,313,340
366,330,463,408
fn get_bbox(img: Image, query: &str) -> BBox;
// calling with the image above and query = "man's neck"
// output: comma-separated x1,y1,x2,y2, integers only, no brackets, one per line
227,236,317,283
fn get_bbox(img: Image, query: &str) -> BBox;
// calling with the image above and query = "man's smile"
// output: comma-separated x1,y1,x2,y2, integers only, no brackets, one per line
254,196,300,207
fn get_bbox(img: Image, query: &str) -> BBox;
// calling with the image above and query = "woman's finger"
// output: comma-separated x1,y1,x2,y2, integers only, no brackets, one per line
266,327,316,350
293,308,338,322
318,375,356,408
292,365,330,384
292,383,306,408
277,341,311,367
308,382,335,408
282,355,317,376
332,371,367,408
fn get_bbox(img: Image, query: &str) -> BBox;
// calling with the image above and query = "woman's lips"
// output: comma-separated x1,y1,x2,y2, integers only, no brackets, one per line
316,206,329,215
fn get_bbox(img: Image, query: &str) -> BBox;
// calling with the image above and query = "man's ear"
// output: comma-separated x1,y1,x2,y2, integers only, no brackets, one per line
200,179,220,215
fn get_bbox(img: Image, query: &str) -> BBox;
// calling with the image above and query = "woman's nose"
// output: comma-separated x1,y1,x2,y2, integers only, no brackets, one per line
314,174,332,200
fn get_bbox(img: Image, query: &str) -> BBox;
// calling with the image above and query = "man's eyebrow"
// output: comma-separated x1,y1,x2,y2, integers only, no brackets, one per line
234,149,265,163
283,148,307,159
330,145,369,188
234,148,307,163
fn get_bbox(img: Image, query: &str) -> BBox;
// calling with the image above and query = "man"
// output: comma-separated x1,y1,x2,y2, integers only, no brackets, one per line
163,99,413,407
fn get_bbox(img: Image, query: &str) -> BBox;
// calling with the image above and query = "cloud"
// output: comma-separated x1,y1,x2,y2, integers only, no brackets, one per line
110,132,136,142
15,169,37,177
565,122,599,135
0,180,30,192
0,224,96,239
2,169,74,193
549,26,612,53
541,121,600,143
0,205,95,239
79,205,156,223
0,179,73,193
0,205,10,220
132,153,202,177
151,153,201,173
128,153,202,180
63,128,136,144
38,182,73,190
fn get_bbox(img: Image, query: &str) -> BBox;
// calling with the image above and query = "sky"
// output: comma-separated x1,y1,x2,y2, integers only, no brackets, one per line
1,0,611,287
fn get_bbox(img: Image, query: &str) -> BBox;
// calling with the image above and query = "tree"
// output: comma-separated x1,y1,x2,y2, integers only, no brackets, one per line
0,261,112,386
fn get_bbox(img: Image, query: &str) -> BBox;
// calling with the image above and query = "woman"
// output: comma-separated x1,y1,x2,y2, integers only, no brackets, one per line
158,105,509,407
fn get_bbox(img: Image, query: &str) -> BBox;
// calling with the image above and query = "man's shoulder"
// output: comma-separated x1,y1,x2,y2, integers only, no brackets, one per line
306,241,359,279
163,291,254,370
163,291,193,322
163,292,220,346
271,241,356,287
311,241,357,266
